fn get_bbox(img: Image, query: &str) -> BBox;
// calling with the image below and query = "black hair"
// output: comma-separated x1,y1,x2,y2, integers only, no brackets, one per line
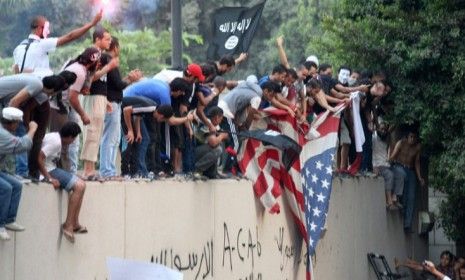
42,75,65,92
302,61,318,71
261,81,281,93
219,55,235,67
30,16,46,29
360,69,373,80
109,36,119,51
170,78,191,93
271,64,287,75
287,68,298,80
318,63,332,74
59,122,81,138
201,63,217,78
156,105,174,119
213,76,227,89
338,65,352,74
207,106,224,118
58,70,77,86
440,250,454,260
307,78,322,89
92,27,109,43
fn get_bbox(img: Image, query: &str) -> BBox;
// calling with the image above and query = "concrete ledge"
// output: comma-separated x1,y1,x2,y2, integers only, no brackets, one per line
1,177,427,280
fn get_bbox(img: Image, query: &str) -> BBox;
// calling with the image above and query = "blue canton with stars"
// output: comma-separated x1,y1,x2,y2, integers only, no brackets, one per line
302,147,336,255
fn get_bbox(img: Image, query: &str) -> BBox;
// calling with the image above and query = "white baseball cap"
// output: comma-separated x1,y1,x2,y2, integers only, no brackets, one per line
306,55,319,67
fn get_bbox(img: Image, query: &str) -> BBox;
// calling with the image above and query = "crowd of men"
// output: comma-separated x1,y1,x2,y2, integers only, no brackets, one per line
0,12,429,246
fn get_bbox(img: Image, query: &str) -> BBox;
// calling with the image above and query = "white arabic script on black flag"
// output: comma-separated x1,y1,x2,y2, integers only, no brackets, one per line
207,2,266,59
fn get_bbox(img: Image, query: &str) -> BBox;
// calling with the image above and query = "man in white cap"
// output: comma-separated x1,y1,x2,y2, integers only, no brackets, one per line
0,107,38,241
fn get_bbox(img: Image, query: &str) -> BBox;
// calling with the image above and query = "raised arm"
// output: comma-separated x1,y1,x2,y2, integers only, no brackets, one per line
57,10,103,46
276,36,291,69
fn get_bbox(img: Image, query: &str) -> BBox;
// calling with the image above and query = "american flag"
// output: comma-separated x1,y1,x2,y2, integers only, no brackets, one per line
301,110,341,255
239,105,344,280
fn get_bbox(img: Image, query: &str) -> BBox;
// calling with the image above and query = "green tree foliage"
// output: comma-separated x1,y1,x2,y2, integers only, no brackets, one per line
296,0,465,243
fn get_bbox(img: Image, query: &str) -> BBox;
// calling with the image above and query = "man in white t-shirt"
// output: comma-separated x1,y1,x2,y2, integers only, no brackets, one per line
13,10,103,77
38,122,86,243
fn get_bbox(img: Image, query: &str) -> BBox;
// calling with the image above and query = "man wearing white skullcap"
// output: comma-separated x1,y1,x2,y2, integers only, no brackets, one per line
0,107,38,241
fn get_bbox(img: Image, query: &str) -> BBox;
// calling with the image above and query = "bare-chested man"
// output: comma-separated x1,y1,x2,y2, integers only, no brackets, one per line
389,130,425,232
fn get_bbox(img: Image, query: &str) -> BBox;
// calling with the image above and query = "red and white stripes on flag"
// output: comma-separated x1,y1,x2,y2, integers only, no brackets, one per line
238,107,309,237
238,104,346,280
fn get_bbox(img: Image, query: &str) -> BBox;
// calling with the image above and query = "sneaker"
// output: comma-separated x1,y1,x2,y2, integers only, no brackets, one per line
192,172,208,181
5,222,25,232
0,227,10,241
14,175,31,184
173,173,184,182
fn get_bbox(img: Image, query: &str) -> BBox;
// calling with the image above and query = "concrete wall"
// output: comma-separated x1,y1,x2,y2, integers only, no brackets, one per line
0,177,428,280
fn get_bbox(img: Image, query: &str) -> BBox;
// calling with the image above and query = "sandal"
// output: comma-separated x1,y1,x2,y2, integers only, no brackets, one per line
74,225,88,234
84,174,105,183
62,225,75,243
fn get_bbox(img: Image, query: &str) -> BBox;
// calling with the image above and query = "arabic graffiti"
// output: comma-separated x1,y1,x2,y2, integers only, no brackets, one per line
151,240,213,280
274,227,307,272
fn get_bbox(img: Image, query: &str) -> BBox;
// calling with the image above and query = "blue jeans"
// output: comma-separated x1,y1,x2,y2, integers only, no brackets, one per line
15,123,28,177
137,117,151,177
99,102,121,177
0,172,22,227
393,163,417,229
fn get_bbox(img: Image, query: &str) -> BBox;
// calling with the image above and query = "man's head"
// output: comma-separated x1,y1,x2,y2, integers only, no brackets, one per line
41,71,76,96
207,106,224,126
30,16,50,38
108,36,120,57
370,80,386,97
284,68,298,87
261,81,280,102
348,70,360,86
217,55,236,75
270,64,287,83
306,55,319,67
1,107,23,132
299,61,318,80
78,47,101,72
338,66,351,85
170,78,190,98
93,27,111,51
153,105,174,122
406,131,419,145
318,64,333,76
59,122,81,145
439,251,453,268
306,78,322,96
183,64,205,84
213,76,227,93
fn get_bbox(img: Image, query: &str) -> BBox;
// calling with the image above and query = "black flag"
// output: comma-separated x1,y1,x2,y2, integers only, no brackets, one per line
207,2,266,60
